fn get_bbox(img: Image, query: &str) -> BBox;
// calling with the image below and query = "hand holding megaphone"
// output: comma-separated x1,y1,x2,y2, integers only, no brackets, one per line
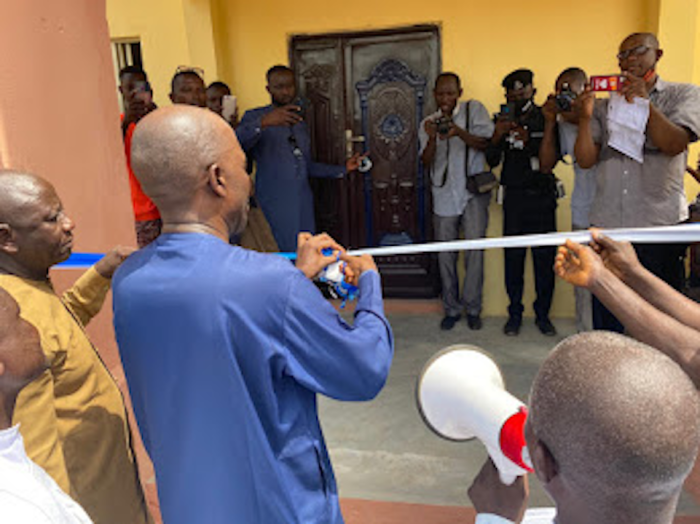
416,345,533,485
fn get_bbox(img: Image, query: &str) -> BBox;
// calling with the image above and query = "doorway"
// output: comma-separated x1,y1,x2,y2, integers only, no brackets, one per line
290,25,441,297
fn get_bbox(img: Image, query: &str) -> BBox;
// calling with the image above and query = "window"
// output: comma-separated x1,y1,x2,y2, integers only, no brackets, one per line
111,38,143,112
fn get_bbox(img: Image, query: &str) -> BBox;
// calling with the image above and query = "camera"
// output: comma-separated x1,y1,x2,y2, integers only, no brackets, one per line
555,83,576,112
435,116,452,136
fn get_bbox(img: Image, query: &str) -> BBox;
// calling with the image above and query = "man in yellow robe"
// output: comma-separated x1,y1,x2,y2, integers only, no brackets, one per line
0,170,151,524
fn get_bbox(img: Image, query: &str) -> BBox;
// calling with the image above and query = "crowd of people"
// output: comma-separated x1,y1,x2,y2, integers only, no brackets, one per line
0,29,699,524
422,32,700,338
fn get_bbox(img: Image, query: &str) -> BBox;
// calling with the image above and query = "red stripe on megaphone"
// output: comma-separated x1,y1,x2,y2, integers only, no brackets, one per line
500,406,534,472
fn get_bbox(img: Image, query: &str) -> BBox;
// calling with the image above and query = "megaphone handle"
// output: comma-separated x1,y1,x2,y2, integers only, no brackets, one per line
497,471,518,486
486,446,521,486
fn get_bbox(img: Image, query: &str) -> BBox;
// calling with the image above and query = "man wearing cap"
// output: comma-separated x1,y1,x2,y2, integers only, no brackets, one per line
487,69,558,337
574,32,700,332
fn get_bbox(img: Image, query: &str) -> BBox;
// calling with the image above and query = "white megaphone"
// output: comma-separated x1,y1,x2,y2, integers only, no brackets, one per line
416,345,533,485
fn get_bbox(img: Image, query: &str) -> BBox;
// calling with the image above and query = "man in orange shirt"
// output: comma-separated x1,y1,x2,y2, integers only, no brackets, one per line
119,66,161,247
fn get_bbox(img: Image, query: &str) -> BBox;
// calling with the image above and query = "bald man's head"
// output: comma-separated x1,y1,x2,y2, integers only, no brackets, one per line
0,171,75,278
529,332,700,509
130,106,250,235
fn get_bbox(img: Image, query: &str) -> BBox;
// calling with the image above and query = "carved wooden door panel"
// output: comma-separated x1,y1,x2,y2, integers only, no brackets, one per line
292,26,441,297
291,39,349,243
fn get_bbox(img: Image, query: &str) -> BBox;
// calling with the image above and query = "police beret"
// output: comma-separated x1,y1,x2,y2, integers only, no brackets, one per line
502,69,534,90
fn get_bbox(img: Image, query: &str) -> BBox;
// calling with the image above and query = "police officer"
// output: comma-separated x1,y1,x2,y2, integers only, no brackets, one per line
486,69,557,336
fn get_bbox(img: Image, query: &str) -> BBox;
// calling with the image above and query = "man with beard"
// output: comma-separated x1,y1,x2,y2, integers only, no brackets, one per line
236,65,364,252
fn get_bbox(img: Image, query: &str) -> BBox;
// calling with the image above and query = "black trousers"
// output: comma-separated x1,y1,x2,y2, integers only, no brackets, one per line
592,241,687,332
503,189,557,321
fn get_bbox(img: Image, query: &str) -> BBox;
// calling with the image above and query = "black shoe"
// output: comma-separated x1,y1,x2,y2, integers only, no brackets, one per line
536,318,557,336
467,314,482,330
503,316,521,336
440,314,461,331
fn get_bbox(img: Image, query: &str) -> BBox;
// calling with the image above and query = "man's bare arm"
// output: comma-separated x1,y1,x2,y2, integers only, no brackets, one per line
573,89,600,169
591,268,700,387
556,241,700,387
592,232,700,331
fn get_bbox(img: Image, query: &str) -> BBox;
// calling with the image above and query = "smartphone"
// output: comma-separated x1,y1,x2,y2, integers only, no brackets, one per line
590,75,625,92
499,103,515,121
222,95,237,121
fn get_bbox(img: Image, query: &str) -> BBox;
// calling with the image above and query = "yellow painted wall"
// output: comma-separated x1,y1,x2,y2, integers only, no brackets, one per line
658,0,700,200
106,0,700,320
210,0,659,320
106,0,218,108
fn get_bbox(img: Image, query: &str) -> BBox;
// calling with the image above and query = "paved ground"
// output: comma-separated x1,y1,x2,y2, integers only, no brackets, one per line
103,299,700,523
324,305,700,520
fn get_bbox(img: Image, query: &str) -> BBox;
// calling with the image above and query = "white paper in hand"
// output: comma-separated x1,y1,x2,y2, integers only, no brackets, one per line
607,93,650,163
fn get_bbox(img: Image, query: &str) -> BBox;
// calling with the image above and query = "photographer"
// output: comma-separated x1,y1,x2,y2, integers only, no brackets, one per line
573,32,700,332
237,65,365,252
486,69,557,336
118,66,161,247
419,72,494,331
539,67,596,332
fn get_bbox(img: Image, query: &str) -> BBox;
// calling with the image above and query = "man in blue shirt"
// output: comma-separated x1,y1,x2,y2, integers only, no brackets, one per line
112,105,393,524
236,65,364,252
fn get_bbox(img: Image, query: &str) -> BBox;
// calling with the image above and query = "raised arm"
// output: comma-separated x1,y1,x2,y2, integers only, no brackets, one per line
62,246,133,326
282,236,393,400
282,267,394,401
592,233,700,331
573,88,600,169
621,73,698,157
539,94,559,174
555,240,700,387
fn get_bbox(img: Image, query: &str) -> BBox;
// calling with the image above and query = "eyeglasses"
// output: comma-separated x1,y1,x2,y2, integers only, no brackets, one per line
175,66,205,79
617,45,653,61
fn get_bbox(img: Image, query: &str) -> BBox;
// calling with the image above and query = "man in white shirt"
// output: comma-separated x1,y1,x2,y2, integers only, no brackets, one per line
539,67,596,332
468,331,700,524
0,287,93,523
419,72,494,331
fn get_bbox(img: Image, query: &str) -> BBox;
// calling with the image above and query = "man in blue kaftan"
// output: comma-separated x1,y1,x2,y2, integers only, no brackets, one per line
112,105,393,524
236,65,364,252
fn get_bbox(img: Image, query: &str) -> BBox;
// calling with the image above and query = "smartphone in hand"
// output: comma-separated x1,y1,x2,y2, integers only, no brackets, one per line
590,75,625,92
222,95,237,122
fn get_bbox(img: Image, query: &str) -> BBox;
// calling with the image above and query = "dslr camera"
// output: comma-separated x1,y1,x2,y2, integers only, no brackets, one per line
435,115,453,136
555,83,576,112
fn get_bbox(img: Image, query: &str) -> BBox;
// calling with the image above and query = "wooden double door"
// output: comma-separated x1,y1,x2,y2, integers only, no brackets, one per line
291,25,441,297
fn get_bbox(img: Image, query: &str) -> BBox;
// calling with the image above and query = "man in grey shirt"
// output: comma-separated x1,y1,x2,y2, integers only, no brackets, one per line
575,32,700,331
540,67,596,332
419,72,494,331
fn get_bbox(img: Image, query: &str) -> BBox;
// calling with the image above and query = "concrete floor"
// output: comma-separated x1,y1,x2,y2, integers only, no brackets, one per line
321,308,700,516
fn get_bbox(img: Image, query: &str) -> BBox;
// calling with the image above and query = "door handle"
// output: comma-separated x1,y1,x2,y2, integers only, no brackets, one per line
345,129,365,159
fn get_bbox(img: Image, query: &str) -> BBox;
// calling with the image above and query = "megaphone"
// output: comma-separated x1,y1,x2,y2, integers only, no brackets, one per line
416,345,533,485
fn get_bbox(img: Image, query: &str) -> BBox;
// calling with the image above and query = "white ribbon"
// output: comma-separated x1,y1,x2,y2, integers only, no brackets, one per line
348,224,700,257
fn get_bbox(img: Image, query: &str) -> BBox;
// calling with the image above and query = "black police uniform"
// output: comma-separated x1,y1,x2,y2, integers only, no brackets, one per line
486,101,557,324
